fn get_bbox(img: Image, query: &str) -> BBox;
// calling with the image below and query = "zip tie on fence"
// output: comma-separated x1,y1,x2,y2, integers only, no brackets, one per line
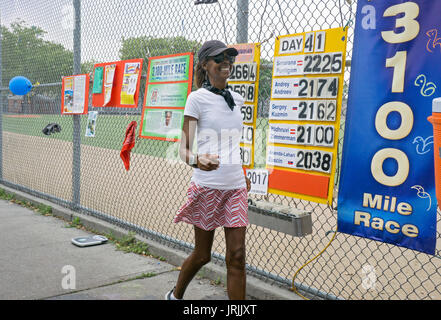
291,227,338,300
343,19,353,31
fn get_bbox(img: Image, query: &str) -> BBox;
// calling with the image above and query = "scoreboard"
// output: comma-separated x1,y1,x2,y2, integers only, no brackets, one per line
267,28,348,204
228,43,261,168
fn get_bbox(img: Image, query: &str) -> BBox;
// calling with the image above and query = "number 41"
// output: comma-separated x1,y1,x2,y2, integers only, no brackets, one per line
304,31,326,53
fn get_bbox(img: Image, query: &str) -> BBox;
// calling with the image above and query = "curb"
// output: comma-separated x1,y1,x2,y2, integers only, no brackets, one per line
0,183,303,301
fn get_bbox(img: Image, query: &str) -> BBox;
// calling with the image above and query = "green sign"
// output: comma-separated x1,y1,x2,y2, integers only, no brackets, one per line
142,108,185,141
149,55,190,83
145,82,188,107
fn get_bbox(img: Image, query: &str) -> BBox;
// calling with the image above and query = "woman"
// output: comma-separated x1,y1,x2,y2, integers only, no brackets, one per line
166,40,251,300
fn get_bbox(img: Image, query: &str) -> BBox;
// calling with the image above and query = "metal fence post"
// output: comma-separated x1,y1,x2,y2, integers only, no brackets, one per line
236,0,248,43
72,0,81,210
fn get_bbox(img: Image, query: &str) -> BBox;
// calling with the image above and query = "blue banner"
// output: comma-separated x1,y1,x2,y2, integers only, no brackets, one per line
337,0,439,254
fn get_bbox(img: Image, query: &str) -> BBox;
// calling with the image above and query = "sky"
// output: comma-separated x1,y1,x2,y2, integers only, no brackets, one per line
0,0,355,63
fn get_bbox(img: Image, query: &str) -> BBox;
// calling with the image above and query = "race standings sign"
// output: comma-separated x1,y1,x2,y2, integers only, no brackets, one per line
267,28,347,204
140,53,194,141
227,43,261,168
337,0,439,254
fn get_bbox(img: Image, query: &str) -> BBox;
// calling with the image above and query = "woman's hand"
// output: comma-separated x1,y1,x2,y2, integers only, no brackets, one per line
197,154,220,171
245,176,251,192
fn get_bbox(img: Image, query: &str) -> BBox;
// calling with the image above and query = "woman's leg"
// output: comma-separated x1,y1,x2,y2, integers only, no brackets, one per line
224,226,247,300
173,225,215,299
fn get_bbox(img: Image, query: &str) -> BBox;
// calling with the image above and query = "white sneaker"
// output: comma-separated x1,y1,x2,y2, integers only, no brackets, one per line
165,287,182,300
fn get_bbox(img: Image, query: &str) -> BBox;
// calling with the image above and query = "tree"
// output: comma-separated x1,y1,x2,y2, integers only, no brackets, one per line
119,36,202,93
119,36,201,63
1,21,73,85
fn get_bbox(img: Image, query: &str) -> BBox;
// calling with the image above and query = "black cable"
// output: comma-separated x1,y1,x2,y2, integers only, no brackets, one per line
217,0,228,43
276,0,289,35
338,0,344,27
258,0,269,43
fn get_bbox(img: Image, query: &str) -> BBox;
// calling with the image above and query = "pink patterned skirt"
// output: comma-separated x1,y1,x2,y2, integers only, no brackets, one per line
173,182,249,231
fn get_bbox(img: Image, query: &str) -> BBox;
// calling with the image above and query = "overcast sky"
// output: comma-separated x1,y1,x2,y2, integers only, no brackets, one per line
1,0,355,63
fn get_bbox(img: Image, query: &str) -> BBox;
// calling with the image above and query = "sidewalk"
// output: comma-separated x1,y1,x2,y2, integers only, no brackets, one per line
0,185,301,300
0,198,228,300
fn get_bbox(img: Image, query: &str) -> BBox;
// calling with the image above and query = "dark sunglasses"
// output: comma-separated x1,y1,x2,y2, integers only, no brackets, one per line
209,52,236,64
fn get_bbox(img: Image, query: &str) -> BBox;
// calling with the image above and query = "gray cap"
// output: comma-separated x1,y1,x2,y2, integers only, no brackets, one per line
433,97,441,113
198,40,238,62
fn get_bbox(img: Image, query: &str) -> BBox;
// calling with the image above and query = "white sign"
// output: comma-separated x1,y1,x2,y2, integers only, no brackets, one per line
241,124,254,144
267,145,333,173
246,169,269,195
266,145,297,168
271,77,339,99
269,100,337,121
241,104,254,123
271,78,301,98
269,123,335,147
278,35,304,55
274,55,305,76
240,146,252,166
269,100,300,120
268,123,298,145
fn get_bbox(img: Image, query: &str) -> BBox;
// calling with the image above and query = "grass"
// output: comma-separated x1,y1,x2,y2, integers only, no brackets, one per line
0,187,53,216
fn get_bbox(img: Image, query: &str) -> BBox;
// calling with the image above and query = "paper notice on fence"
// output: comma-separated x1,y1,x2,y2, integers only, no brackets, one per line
245,169,269,195
63,75,87,114
120,62,140,105
85,111,98,137
104,64,116,106
72,75,86,113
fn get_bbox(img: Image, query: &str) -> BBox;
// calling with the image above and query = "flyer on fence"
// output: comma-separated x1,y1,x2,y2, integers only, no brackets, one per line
62,74,89,114
104,64,116,106
120,62,140,105
140,52,194,141
85,111,98,137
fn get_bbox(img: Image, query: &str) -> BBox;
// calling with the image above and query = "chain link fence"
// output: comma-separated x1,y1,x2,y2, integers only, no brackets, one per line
1,0,440,300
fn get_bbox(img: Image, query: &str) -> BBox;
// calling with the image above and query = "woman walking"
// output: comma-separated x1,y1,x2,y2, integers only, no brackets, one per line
165,40,251,300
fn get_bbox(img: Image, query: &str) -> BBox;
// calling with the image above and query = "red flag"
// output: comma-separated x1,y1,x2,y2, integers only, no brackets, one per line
120,121,137,171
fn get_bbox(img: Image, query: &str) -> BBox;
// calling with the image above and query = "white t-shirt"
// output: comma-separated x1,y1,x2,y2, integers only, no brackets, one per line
184,87,246,190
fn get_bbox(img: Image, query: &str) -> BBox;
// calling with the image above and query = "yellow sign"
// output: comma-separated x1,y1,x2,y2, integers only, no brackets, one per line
267,27,348,204
228,43,261,169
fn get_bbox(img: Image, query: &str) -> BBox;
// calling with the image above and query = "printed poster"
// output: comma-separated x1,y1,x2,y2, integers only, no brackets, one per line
85,111,98,137
104,64,116,106
140,52,194,141
337,0,439,254
62,74,89,114
141,108,185,141
120,62,140,105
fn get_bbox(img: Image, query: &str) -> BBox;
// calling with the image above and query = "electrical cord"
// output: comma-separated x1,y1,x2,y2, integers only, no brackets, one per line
291,226,338,300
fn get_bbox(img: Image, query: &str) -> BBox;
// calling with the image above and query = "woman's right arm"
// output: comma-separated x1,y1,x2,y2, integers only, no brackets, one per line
180,115,219,171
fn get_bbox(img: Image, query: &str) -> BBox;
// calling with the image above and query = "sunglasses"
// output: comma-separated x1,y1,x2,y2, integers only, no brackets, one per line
209,52,236,64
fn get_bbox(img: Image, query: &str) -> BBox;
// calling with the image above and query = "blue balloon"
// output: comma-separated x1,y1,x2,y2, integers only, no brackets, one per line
9,76,33,95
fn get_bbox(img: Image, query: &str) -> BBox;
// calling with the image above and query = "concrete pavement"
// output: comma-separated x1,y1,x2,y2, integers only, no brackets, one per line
0,184,302,300
0,198,230,300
